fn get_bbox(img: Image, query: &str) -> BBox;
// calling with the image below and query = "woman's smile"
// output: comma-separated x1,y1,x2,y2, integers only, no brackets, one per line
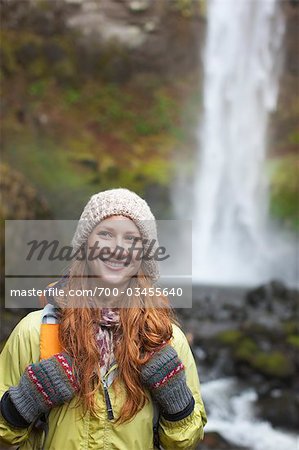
87,215,143,286
102,259,129,271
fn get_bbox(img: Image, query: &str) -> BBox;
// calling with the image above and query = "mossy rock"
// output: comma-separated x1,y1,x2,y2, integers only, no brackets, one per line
282,320,299,335
286,335,299,348
267,155,299,230
216,329,243,345
0,162,51,286
233,338,259,362
171,0,200,18
0,162,51,220
251,350,295,378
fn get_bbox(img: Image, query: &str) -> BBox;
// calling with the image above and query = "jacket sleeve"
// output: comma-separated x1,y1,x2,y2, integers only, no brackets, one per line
158,324,207,450
0,314,39,446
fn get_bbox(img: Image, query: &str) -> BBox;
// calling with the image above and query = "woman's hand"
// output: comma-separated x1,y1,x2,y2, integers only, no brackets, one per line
5,353,79,426
140,344,195,421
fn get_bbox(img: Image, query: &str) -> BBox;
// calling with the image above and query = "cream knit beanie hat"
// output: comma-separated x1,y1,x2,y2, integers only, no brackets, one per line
71,188,160,282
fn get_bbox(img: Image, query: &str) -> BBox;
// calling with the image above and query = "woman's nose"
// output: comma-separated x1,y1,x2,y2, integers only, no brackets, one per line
112,236,129,257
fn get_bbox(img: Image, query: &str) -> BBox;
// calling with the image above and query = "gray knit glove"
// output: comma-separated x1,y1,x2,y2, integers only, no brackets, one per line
9,353,79,424
140,345,195,421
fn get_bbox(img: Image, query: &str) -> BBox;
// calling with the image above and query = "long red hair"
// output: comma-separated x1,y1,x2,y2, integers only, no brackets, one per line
56,257,180,425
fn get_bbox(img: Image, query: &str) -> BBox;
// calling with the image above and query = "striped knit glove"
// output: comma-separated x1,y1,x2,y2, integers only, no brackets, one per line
8,353,79,425
140,345,195,421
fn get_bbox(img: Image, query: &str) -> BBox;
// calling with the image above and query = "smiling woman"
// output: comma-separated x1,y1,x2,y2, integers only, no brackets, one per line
0,188,207,450
87,216,144,289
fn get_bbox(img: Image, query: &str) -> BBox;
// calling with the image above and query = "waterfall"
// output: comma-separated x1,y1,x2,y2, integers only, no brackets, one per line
173,0,298,287
201,377,298,450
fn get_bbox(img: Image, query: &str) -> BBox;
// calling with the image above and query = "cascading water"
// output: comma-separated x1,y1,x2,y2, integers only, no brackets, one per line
201,377,298,450
173,0,298,287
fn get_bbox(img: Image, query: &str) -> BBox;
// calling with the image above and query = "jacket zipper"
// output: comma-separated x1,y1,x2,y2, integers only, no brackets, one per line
102,378,114,420
101,363,117,421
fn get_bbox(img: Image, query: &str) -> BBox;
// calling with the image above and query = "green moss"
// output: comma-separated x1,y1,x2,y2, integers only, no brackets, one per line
282,320,299,335
252,351,295,378
0,30,19,76
64,87,81,105
172,0,200,18
28,79,49,97
267,155,299,230
216,329,243,345
216,329,260,363
2,137,96,218
199,0,207,19
288,131,299,145
1,19,199,219
0,29,79,82
142,157,174,186
234,338,258,362
286,335,299,348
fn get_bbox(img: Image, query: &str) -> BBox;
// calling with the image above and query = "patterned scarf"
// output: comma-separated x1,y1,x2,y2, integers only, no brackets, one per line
95,307,121,379
45,277,122,378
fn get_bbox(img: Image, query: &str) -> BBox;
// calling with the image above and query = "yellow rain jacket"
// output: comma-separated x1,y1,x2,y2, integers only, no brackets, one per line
0,310,207,450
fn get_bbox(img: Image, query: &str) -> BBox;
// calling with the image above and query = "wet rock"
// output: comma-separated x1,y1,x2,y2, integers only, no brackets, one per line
246,280,299,323
282,0,299,76
269,279,289,299
245,350,295,379
1,0,203,77
177,280,299,388
255,389,299,431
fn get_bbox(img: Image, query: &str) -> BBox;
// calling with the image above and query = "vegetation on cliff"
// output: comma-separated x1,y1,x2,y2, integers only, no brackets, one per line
1,21,200,218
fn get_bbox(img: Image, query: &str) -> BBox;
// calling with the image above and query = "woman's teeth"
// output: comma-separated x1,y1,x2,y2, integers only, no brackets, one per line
104,261,126,268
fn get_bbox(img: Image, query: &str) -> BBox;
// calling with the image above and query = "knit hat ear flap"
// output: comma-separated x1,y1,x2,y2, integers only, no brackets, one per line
71,188,160,283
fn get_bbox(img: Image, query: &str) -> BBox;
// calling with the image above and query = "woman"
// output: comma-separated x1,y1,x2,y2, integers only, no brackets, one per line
0,188,207,450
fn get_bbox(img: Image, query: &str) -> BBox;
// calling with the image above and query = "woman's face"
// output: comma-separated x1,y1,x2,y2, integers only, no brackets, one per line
87,215,143,287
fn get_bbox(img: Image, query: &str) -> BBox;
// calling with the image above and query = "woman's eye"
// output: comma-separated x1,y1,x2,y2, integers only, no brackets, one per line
125,235,136,241
97,231,112,237
97,232,138,240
